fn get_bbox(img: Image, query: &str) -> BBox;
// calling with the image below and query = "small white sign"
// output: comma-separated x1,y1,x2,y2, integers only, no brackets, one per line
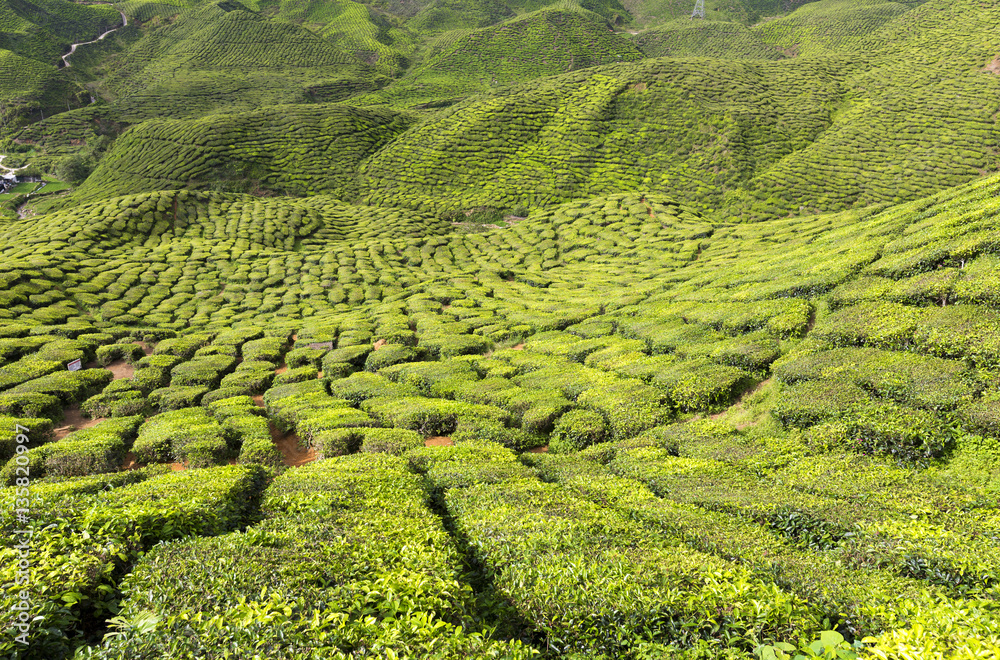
67,359,82,371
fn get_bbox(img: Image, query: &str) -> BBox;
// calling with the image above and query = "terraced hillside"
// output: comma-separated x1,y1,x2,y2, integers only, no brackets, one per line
0,0,123,126
2,161,1000,657
72,103,412,200
2,0,1000,657
97,0,385,119
364,7,645,105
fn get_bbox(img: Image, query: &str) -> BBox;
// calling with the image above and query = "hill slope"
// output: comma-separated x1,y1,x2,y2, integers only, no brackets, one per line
2,0,1000,657
71,103,412,201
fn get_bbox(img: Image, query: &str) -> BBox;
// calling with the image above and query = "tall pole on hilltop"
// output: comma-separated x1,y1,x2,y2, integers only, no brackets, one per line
692,0,705,18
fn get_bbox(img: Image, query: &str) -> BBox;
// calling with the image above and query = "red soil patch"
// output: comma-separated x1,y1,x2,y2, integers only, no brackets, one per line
106,360,135,380
291,334,298,341
121,451,139,471
53,404,104,440
275,364,288,375
424,436,454,447
169,462,186,471
373,339,387,351
252,394,264,407
985,55,1000,73
632,82,647,91
134,341,154,355
527,445,549,453
269,422,316,467
511,343,525,351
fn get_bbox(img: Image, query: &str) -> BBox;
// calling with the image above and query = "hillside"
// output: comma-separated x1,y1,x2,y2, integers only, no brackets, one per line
2,0,1000,657
71,103,412,201
2,162,1000,659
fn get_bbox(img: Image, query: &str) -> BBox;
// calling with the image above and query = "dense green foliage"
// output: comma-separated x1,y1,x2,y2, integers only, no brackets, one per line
2,0,1000,657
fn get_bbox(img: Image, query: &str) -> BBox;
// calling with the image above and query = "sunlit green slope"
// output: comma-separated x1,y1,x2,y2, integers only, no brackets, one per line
70,103,411,201
98,0,383,120
352,0,1000,219
0,0,122,126
2,156,1000,660
364,6,644,105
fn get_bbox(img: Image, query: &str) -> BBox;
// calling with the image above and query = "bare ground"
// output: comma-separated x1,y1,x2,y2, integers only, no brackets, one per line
424,436,453,447
53,404,104,440
121,451,139,471
269,422,316,467
106,360,135,380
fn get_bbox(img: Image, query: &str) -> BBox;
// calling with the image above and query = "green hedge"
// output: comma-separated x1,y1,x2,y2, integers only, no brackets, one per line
0,416,143,483
87,454,534,659
361,395,511,435
0,465,266,657
132,407,227,465
96,343,146,365
548,408,607,453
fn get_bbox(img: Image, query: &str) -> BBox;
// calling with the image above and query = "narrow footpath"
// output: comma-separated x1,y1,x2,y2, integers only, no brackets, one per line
61,10,128,68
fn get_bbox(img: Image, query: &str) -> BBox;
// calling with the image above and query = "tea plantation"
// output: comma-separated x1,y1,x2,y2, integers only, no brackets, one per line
1,0,1000,657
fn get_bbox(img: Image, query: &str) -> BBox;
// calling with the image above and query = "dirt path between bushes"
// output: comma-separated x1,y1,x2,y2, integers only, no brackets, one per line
269,421,316,466
105,360,135,380
53,404,104,440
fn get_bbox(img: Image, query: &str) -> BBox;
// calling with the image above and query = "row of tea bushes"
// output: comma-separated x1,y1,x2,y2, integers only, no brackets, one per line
522,452,947,639
84,453,538,659
75,104,413,202
205,394,284,469
0,416,142,484
605,445,1000,601
421,442,827,656
0,465,267,658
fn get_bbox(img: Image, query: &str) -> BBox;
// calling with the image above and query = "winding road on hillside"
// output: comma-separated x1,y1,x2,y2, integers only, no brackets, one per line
61,10,128,68
0,154,23,175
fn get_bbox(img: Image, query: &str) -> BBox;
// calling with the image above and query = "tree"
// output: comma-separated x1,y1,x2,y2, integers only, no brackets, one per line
55,155,93,184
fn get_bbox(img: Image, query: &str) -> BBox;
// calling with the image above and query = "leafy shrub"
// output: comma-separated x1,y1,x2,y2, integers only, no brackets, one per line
0,391,62,419
170,354,237,388
452,419,544,453
0,465,266,656
153,334,213,360
362,395,511,435
0,415,52,461
91,455,533,659
274,365,319,385
133,408,225,464
241,337,287,362
549,409,607,453
578,380,672,441
183,437,229,468
364,344,419,372
380,358,479,397
96,343,146,365
328,372,420,406
358,428,425,455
